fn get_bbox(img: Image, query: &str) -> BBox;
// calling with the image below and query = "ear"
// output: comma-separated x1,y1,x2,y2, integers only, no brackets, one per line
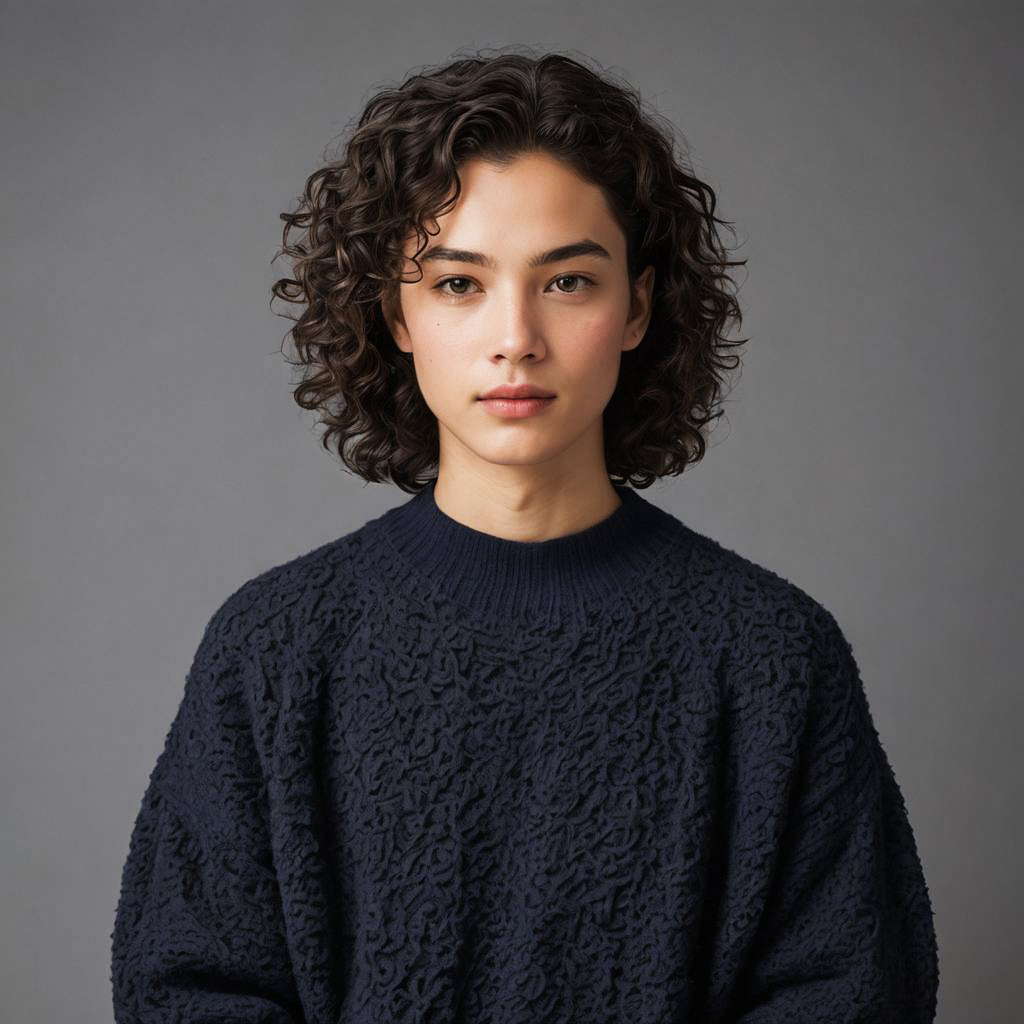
623,265,655,352
382,287,413,354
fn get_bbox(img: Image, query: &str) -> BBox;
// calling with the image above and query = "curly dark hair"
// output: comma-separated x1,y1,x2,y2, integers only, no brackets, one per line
270,46,748,493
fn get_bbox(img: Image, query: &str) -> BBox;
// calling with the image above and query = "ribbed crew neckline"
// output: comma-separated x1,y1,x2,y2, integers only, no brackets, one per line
372,478,684,622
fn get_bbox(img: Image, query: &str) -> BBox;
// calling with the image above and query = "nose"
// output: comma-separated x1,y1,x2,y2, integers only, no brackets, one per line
491,288,546,363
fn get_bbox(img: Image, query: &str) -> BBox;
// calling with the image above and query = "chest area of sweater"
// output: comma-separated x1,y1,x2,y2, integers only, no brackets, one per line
310,611,724,855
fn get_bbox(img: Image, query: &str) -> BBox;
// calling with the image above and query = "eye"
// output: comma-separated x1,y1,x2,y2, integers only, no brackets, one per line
433,276,479,298
431,273,597,301
550,274,596,294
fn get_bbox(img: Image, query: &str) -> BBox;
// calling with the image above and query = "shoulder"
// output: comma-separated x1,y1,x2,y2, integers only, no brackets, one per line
198,518,379,658
671,530,878,794
677,523,847,695
682,524,834,628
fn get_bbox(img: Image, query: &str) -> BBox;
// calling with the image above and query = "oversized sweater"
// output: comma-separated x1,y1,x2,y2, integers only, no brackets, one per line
110,479,939,1023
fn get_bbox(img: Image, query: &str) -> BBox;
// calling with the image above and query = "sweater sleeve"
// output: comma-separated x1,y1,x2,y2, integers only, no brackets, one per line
732,610,939,1024
110,603,302,1024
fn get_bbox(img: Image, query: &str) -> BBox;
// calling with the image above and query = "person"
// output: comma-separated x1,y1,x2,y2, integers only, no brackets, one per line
110,49,939,1023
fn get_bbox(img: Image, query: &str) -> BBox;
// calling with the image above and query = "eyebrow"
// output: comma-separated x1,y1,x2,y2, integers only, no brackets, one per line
418,238,613,270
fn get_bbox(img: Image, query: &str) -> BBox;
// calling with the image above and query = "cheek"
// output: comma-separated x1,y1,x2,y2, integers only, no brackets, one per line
404,326,463,405
563,316,625,380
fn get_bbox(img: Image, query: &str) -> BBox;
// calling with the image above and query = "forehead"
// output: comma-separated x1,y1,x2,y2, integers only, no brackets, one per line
405,153,625,262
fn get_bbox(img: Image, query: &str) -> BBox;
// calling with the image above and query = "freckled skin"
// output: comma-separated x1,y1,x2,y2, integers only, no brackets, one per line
383,151,655,543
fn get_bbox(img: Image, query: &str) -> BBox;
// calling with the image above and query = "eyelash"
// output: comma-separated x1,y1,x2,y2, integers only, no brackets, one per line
431,273,597,301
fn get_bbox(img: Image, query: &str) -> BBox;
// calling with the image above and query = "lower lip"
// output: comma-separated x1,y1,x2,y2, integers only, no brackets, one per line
478,396,556,418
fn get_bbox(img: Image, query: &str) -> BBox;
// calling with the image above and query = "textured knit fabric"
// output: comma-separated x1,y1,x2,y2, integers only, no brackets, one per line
110,480,939,1023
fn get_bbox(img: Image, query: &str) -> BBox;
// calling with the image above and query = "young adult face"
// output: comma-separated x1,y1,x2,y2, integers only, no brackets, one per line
384,150,654,491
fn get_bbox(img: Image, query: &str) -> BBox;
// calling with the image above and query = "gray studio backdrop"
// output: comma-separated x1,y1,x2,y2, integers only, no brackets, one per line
2,2,1020,1022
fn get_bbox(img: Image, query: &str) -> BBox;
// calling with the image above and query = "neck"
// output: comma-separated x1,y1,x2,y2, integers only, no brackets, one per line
432,472,626,544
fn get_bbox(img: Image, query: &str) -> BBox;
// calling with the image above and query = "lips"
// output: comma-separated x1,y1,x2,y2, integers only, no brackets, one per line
478,385,556,400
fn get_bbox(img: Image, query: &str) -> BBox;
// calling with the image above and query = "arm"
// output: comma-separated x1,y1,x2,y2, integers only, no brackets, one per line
732,610,939,1023
110,602,303,1024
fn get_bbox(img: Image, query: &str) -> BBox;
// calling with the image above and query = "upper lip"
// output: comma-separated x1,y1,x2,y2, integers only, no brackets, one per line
479,384,556,400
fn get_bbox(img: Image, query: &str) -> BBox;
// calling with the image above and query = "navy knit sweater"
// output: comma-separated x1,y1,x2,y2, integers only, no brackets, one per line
110,480,939,1023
